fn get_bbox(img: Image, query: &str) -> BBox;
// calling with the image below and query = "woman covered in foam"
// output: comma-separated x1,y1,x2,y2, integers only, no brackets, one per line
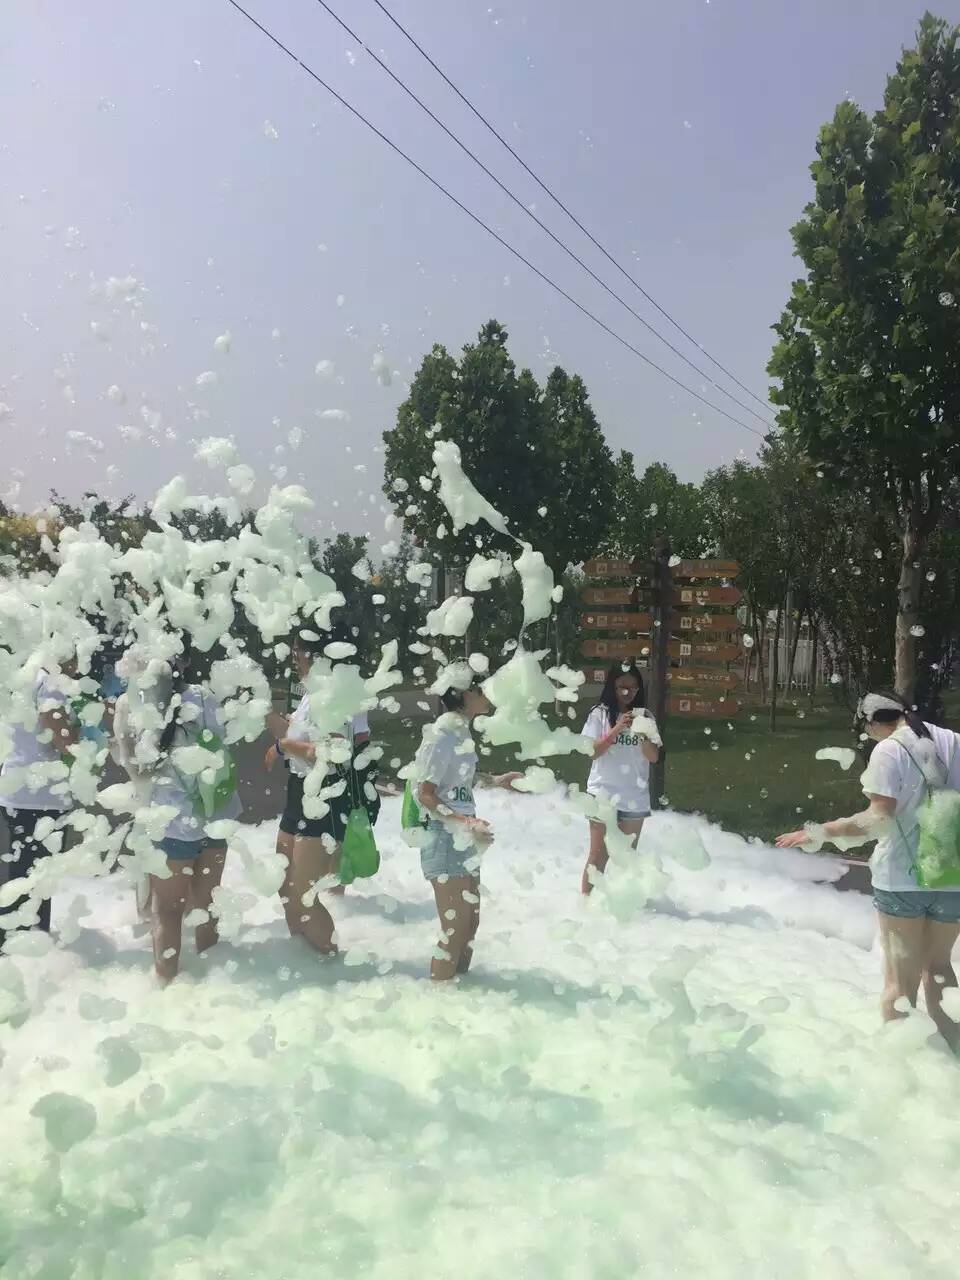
778,691,960,1048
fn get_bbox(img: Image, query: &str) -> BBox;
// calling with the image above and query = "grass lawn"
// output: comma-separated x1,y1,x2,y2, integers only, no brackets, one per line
368,693,867,847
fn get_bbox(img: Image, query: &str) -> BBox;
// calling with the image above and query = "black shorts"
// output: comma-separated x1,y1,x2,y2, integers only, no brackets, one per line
279,773,352,842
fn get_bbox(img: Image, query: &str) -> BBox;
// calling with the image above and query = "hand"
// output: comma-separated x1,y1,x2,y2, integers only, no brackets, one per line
613,712,635,735
775,830,810,849
495,771,523,790
464,816,494,846
280,737,314,761
631,711,662,747
264,743,279,771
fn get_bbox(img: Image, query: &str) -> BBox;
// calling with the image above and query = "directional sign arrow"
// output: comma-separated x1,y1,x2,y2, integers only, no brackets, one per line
582,638,652,660
669,695,740,717
671,558,740,579
580,611,654,632
666,668,741,688
581,587,636,606
667,641,742,662
673,586,742,607
672,611,740,632
583,557,637,578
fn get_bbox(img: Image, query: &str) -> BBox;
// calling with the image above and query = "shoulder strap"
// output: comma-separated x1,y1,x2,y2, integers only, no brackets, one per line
895,739,935,799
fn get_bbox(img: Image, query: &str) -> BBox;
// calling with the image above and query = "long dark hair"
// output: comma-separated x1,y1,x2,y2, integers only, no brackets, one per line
857,689,930,740
595,662,646,729
158,636,196,756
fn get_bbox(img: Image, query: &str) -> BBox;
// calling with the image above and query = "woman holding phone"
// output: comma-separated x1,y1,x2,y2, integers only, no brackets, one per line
580,662,661,895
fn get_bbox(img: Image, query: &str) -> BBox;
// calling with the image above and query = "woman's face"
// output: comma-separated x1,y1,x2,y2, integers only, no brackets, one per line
463,687,492,719
866,718,897,742
614,676,639,709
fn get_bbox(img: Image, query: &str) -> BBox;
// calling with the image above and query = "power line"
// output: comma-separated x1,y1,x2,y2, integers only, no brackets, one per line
371,0,773,419
311,0,772,429
222,0,765,439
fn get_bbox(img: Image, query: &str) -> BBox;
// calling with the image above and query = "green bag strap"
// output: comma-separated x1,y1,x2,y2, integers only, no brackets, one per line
892,736,943,879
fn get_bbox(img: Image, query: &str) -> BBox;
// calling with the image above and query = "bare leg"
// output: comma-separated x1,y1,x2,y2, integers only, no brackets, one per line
619,817,645,849
430,876,480,980
287,835,337,954
922,919,960,1051
877,911,925,1023
275,828,299,936
327,824,346,897
149,860,192,984
582,820,609,896
191,843,227,955
456,877,481,974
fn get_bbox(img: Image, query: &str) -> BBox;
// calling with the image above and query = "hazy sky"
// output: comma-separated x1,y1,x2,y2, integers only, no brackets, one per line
2,0,957,542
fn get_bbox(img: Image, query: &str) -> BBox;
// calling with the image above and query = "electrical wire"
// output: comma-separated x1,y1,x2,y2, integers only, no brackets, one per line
371,0,773,418
222,0,766,439
311,0,771,428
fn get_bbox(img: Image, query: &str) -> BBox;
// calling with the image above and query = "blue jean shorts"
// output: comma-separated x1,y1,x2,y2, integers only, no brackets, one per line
873,888,960,923
159,836,218,861
420,820,482,882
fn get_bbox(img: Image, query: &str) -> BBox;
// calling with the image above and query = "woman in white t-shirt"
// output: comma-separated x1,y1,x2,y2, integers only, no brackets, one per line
0,665,81,941
115,643,239,984
413,666,521,981
580,663,661,895
777,691,960,1047
264,630,370,954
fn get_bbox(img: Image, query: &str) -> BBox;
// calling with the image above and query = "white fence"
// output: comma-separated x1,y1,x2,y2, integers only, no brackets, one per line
758,623,831,694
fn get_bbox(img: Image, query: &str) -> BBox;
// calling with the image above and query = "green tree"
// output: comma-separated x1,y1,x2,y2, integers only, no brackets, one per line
769,13,960,702
383,320,614,579
539,367,615,567
314,533,379,665
601,454,705,559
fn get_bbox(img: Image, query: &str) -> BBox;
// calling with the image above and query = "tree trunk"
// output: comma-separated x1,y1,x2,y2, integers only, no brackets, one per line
769,600,784,731
808,620,819,705
894,477,942,704
895,522,922,703
756,613,767,702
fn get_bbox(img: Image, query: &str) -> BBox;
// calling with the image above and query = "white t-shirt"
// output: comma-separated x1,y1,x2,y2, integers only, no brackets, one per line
284,695,369,780
414,714,477,816
147,686,242,842
861,722,960,892
582,705,656,815
0,670,74,812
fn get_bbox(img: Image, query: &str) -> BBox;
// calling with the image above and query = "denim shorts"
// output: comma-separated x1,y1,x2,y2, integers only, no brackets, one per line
159,836,218,861
420,820,482,882
589,811,650,826
873,888,960,923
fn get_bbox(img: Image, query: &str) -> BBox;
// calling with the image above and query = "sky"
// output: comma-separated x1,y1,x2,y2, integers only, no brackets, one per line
2,0,958,543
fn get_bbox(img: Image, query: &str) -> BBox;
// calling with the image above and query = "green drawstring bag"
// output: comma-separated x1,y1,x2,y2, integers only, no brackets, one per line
193,727,238,819
915,789,960,887
339,806,380,886
897,739,960,888
401,779,426,830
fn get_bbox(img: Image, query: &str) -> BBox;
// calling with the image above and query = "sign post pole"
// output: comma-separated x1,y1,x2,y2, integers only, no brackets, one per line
648,537,671,810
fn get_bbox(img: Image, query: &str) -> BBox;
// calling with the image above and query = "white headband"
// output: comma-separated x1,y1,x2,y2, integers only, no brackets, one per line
858,693,906,720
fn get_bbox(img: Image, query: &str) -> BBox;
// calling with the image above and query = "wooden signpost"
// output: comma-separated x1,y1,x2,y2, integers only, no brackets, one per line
579,545,745,807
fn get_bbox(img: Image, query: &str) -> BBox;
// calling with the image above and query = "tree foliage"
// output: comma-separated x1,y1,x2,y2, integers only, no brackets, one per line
769,13,960,700
382,320,614,574
603,453,706,559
